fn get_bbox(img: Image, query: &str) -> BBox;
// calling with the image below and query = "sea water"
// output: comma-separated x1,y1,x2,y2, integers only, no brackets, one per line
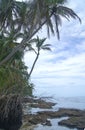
33,85,85,110
34,118,77,130
32,96,85,130
32,85,85,130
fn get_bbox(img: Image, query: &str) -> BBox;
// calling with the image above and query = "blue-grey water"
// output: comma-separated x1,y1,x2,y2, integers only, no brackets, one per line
33,85,85,110
32,85,85,130
34,118,77,130
32,96,85,130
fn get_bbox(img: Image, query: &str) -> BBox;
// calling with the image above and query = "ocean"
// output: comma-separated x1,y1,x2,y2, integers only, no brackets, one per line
32,85,85,130
32,96,85,130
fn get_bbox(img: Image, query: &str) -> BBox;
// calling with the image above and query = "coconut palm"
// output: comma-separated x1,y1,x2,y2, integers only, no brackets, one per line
0,0,81,66
0,0,27,30
0,32,33,95
0,0,81,95
28,36,51,78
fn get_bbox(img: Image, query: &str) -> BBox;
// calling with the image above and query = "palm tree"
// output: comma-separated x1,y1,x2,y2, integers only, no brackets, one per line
0,0,27,30
28,36,51,78
0,32,33,95
0,0,81,66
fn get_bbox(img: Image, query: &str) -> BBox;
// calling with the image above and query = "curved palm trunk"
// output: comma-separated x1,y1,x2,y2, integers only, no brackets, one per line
28,52,39,78
0,17,50,66
0,1,81,66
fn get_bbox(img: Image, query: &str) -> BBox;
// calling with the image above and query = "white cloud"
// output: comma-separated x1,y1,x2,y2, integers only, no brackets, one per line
31,52,85,77
24,0,85,97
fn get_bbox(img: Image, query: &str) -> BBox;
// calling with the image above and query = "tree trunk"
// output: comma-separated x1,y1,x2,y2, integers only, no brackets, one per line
28,52,39,78
0,16,52,66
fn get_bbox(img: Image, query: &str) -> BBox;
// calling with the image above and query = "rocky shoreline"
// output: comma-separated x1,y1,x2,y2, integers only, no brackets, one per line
21,97,85,130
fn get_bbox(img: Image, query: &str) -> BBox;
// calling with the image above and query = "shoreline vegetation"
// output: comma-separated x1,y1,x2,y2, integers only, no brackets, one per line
0,95,22,130
21,96,85,130
0,1,83,130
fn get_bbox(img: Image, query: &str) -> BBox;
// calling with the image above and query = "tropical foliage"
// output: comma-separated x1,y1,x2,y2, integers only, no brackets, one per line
0,0,81,66
0,33,33,95
0,0,81,95
28,36,51,78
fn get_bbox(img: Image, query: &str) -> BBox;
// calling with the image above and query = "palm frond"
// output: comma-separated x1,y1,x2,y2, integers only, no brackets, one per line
56,6,81,23
53,14,62,39
42,44,52,47
41,46,51,51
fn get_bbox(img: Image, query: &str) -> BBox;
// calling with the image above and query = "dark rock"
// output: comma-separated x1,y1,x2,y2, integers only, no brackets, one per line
22,97,85,130
23,108,85,129
43,120,52,126
58,116,85,130
23,97,56,109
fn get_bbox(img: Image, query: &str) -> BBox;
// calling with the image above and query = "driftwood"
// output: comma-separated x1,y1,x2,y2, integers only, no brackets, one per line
0,94,22,130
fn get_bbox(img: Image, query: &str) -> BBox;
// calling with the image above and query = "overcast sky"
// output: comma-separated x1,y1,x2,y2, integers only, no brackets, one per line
24,0,85,97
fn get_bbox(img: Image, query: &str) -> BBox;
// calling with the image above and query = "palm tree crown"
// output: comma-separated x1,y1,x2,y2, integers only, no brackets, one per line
0,0,81,66
28,36,51,78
